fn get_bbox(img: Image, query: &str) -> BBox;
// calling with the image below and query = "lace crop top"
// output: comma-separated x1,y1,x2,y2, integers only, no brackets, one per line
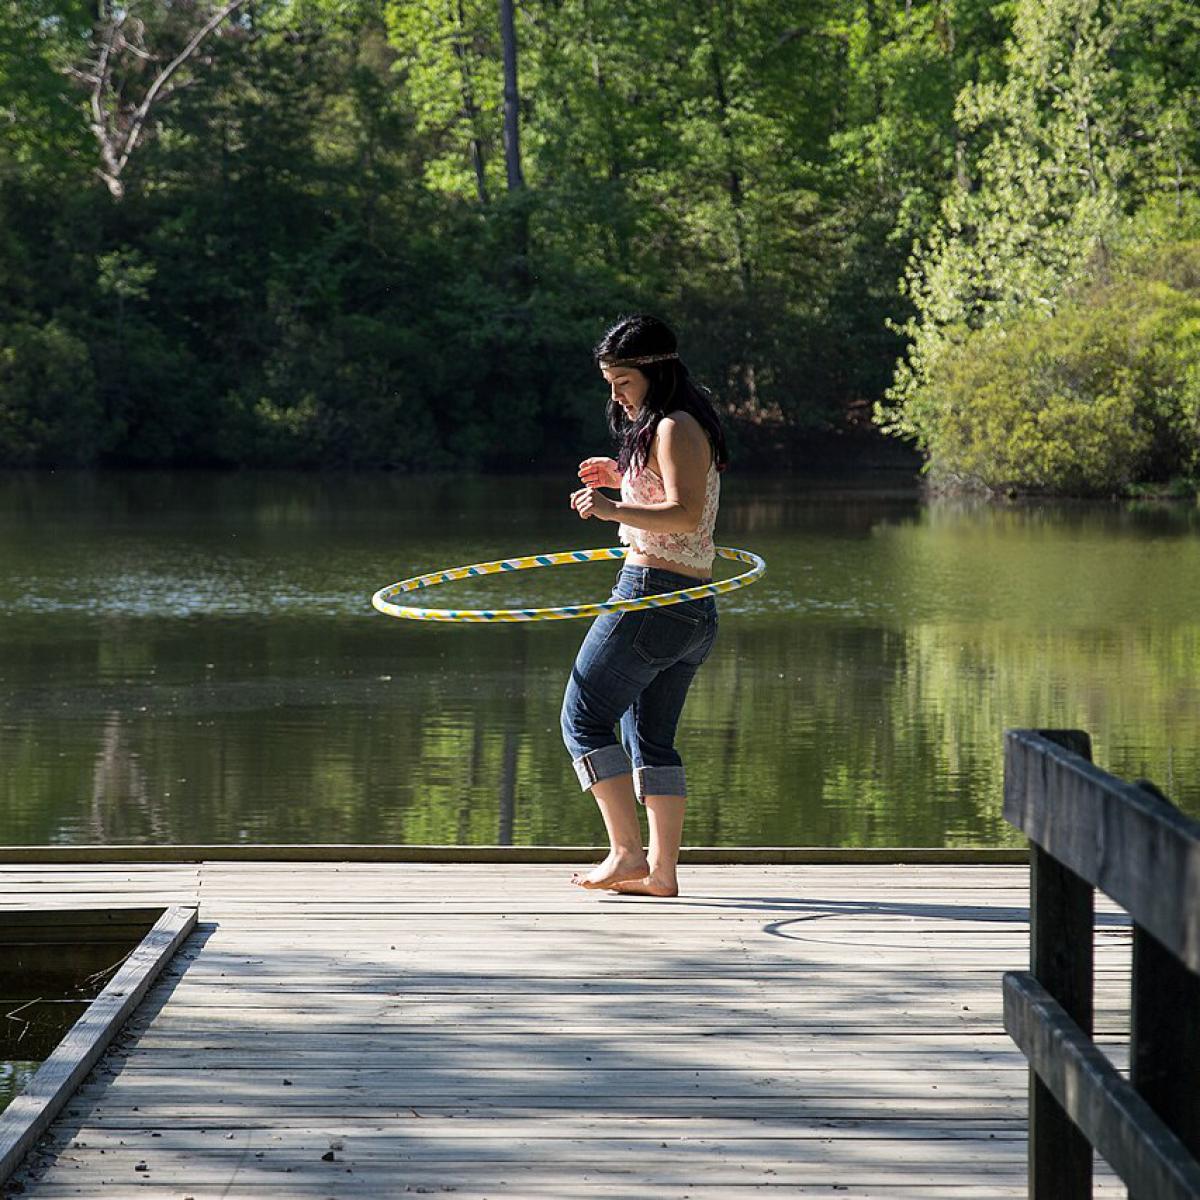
618,458,721,574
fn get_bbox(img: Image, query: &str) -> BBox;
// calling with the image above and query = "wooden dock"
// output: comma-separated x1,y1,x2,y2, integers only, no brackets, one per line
2,862,1130,1198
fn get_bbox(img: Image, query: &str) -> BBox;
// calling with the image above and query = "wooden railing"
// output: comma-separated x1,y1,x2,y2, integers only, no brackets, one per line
1003,729,1200,1200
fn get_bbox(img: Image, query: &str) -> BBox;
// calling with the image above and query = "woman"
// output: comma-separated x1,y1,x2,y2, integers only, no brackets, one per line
562,314,728,897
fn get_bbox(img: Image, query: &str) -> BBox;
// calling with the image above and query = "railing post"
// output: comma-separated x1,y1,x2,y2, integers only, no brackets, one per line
1028,730,1095,1200
1130,782,1200,1200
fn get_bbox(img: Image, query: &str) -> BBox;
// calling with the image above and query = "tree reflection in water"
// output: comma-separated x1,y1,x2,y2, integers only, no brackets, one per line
0,471,1196,846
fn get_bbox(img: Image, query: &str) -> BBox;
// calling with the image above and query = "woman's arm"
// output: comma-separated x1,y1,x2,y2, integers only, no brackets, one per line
570,415,708,533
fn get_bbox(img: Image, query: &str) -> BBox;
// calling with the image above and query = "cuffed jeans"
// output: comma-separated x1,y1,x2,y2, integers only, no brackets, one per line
560,565,718,802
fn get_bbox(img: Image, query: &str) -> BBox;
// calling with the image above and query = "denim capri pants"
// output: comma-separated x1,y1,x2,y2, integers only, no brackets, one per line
560,564,719,801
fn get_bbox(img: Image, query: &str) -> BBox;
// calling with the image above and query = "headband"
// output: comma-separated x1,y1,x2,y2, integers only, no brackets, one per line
598,351,680,368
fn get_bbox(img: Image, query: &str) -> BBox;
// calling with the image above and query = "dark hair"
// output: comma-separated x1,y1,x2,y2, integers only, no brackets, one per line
593,314,729,477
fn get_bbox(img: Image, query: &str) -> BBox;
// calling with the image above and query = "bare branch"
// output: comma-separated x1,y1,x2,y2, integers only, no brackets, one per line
88,24,119,161
155,77,201,105
117,0,253,176
63,65,102,85
118,40,156,63
62,1,253,197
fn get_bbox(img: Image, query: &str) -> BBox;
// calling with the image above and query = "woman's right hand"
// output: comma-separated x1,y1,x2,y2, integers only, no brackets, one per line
578,457,622,489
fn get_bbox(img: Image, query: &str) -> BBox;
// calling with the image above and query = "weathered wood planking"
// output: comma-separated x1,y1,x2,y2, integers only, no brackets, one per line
0,845,1028,864
0,905,196,1185
3,863,1128,1198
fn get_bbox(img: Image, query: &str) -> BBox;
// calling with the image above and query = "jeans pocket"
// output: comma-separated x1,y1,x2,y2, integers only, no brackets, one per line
631,605,702,667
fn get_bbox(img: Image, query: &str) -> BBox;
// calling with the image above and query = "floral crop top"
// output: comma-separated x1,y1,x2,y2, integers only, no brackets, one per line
618,457,721,574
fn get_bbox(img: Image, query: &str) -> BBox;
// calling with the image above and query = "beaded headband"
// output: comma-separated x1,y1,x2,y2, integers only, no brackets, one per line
598,351,680,368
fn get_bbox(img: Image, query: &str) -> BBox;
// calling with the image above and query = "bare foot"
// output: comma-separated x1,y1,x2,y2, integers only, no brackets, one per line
570,849,649,890
612,873,679,897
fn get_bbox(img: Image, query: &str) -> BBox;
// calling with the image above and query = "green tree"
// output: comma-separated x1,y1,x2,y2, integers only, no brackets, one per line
384,0,503,203
911,232,1200,494
877,0,1131,447
0,320,105,465
0,1,95,185
877,0,1200,471
0,0,1194,473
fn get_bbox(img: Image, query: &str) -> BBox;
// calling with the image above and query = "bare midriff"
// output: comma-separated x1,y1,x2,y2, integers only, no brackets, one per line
623,550,712,581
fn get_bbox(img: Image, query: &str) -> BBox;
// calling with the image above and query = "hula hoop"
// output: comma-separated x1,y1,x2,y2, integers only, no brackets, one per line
372,546,766,623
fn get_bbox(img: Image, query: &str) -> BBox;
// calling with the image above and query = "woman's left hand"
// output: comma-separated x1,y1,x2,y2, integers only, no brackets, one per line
570,486,616,521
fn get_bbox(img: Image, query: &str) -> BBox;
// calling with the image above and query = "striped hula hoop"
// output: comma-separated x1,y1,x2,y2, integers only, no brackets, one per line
371,546,766,623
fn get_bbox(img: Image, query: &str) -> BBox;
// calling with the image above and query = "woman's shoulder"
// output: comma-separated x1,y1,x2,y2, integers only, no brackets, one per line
652,410,715,471
657,410,709,449
660,408,702,432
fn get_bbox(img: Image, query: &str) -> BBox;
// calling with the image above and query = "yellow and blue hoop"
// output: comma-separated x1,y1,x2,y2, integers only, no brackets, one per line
372,546,766,623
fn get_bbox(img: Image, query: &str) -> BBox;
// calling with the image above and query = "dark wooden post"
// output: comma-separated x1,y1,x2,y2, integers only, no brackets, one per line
1130,781,1200,1200
1028,729,1095,1200
1004,729,1200,1199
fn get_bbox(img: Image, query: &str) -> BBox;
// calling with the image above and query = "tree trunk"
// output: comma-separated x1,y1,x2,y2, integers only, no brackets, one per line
709,38,751,293
499,0,525,192
451,0,489,205
708,1,757,406
864,0,885,123
943,2,970,192
498,0,530,289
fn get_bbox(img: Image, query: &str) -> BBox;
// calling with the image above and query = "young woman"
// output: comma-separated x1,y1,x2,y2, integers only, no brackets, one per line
562,314,728,897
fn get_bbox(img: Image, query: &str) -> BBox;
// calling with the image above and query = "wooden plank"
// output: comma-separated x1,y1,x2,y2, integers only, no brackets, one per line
68,1095,1028,1118
0,845,1030,864
19,1148,1035,1182
96,1052,1030,1074
12,1184,1117,1199
0,905,196,1187
1004,729,1200,968
54,1099,1032,1118
37,1117,1029,1145
107,1026,1021,1046
70,1067,1024,1095
29,1132,1035,1159
1004,970,1200,1200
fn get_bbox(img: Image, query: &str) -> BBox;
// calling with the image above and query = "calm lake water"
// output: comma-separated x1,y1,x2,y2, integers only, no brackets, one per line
0,1062,38,1115
1,470,1197,848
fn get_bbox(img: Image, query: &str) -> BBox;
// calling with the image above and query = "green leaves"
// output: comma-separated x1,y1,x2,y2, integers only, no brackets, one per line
876,0,1200,491
0,320,105,466
916,236,1200,494
0,0,1196,475
96,249,157,303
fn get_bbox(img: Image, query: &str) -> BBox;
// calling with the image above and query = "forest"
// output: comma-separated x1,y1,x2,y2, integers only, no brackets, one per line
2,0,1198,492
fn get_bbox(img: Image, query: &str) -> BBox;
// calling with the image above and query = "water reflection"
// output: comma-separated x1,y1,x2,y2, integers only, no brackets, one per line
89,713,160,843
0,471,1196,846
0,1061,39,1115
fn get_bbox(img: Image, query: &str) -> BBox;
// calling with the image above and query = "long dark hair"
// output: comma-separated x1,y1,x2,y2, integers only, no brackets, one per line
593,314,729,477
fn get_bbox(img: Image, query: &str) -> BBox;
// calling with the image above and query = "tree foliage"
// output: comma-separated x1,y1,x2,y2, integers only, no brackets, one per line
877,0,1200,491
921,278,1200,494
0,0,1195,485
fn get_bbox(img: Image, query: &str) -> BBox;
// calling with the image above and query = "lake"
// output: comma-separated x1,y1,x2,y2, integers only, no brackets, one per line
1,470,1197,848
